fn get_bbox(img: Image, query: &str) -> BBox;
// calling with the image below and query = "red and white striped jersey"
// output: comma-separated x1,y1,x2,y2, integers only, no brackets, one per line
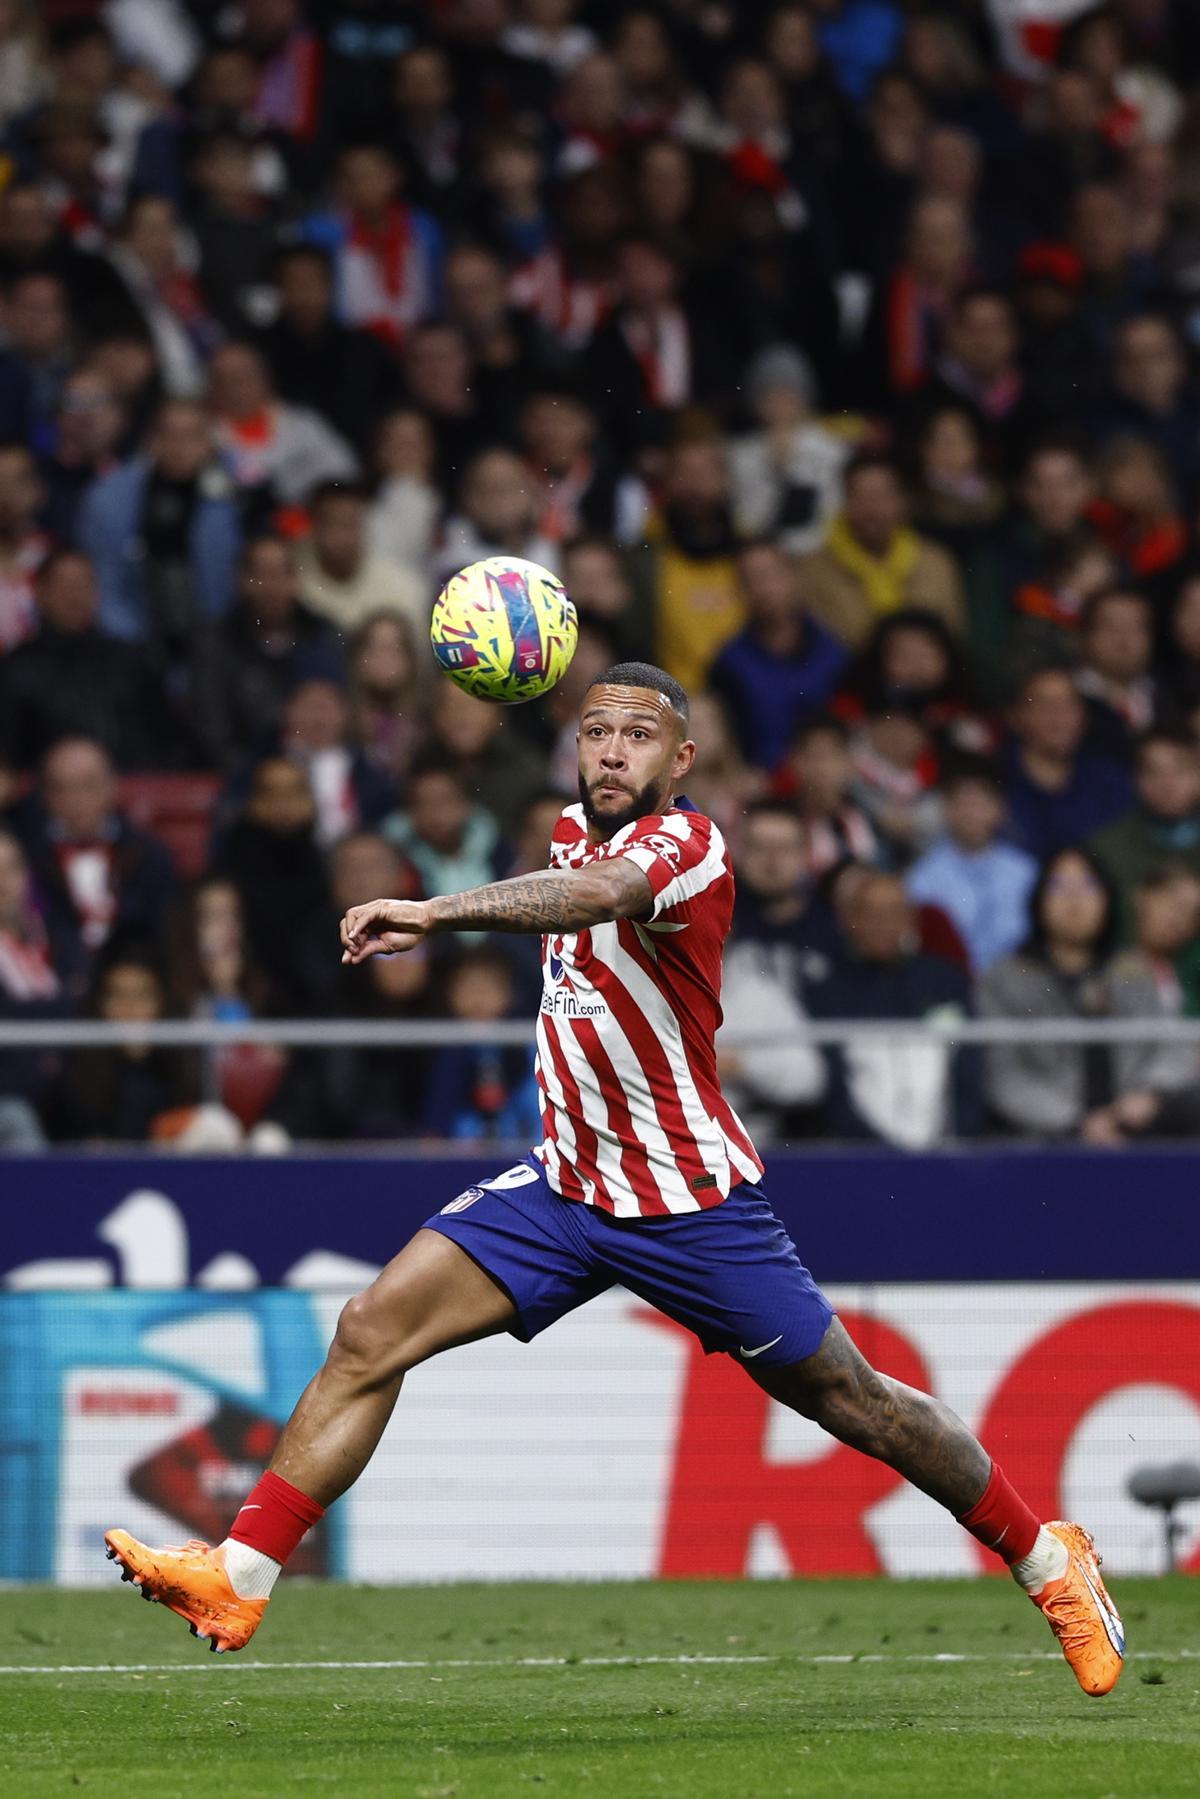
533,801,764,1216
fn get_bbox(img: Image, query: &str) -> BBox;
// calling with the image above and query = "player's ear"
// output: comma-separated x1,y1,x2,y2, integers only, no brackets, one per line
673,737,697,780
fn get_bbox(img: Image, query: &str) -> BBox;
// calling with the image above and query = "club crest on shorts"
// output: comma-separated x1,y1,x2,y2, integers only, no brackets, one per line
442,1187,485,1214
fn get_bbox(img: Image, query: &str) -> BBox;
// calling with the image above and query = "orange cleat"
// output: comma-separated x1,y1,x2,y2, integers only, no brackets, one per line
103,1529,268,1655
1029,1521,1124,1697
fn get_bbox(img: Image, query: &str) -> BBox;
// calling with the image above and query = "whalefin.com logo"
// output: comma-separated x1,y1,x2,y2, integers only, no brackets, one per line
541,946,604,1019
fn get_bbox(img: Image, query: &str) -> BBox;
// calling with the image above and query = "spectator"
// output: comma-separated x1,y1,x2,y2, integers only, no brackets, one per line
207,339,359,510
279,676,393,849
383,759,505,905
1002,665,1131,860
710,541,848,771
78,398,241,645
270,828,429,1141
215,755,338,1011
166,876,276,1021
440,447,557,579
164,873,286,1132
422,946,540,1141
562,528,643,639
834,609,995,760
39,364,126,543
367,409,440,576
1128,864,1200,1019
905,758,1038,972
797,450,966,650
518,385,620,545
346,611,426,783
979,846,1200,1144
104,194,217,397
1088,728,1200,931
44,948,202,1144
966,437,1099,676
678,692,766,849
389,43,466,214
919,288,1042,471
581,236,737,455
0,441,50,649
258,244,402,459
628,436,742,693
908,404,1007,567
188,131,281,337
506,789,568,876
0,5,49,130
1160,572,1200,727
0,270,77,448
399,319,492,491
863,193,973,397
0,824,58,1147
1075,586,1158,761
0,550,167,770
17,736,176,986
1091,436,1187,587
730,798,810,948
718,814,828,1136
805,868,977,1147
305,141,443,347
204,533,345,767
777,716,881,880
727,344,849,555
1092,313,1200,501
295,481,426,640
428,681,548,839
848,695,943,863
444,241,561,426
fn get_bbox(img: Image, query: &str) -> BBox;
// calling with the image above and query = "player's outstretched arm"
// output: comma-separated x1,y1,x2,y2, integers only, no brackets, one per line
340,861,654,960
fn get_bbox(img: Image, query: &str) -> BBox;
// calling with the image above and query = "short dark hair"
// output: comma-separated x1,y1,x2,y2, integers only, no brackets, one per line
940,753,1004,797
740,797,804,831
586,662,689,724
844,448,903,488
792,713,849,751
1135,726,1199,763
1081,585,1150,632
310,479,370,510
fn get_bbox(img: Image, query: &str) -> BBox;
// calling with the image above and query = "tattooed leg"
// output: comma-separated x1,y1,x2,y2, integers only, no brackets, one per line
748,1318,991,1513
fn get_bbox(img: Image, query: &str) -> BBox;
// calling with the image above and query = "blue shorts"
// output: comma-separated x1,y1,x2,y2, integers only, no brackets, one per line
424,1157,834,1370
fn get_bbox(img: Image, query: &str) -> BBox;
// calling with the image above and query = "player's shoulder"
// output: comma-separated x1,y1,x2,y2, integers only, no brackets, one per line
548,802,588,866
623,803,725,854
614,804,730,880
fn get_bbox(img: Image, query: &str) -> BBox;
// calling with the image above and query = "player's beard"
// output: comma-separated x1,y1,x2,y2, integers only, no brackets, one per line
578,770,668,838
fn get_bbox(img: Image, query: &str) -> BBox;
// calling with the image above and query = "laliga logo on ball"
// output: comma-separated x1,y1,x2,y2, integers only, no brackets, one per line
430,555,578,704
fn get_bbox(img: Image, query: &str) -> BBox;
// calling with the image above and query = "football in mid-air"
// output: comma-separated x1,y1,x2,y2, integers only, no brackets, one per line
430,555,578,703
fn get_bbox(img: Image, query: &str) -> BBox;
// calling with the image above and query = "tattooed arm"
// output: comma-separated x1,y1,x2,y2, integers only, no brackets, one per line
339,861,654,961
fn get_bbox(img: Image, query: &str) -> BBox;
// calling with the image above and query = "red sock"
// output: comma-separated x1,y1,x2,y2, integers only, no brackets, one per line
228,1471,325,1566
957,1462,1040,1566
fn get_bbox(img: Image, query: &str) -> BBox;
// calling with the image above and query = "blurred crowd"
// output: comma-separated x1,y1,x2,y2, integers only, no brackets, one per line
3,0,1200,1151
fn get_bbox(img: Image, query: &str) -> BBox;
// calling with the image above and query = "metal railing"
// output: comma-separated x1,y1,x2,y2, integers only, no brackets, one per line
3,1017,1200,1049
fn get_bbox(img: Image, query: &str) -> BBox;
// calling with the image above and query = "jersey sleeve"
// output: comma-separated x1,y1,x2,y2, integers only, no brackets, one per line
616,812,728,920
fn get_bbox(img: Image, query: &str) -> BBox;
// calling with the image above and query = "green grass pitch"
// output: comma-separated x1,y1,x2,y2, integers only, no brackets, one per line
1,1577,1197,1797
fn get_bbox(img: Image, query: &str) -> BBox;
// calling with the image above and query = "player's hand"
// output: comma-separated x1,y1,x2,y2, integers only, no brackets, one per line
340,898,431,962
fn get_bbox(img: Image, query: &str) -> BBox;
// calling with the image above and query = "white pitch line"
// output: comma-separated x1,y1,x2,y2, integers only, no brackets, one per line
0,1650,1193,1675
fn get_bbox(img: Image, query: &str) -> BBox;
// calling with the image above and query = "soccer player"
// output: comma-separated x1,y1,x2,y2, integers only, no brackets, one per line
105,664,1124,1696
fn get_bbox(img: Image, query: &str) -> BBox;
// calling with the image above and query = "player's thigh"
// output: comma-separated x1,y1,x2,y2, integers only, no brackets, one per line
336,1227,518,1373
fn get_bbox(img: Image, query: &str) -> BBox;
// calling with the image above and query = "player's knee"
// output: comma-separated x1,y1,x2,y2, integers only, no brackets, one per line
331,1288,415,1385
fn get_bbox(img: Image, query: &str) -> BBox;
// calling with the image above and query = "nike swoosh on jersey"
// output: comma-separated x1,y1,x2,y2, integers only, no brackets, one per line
739,1334,784,1358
